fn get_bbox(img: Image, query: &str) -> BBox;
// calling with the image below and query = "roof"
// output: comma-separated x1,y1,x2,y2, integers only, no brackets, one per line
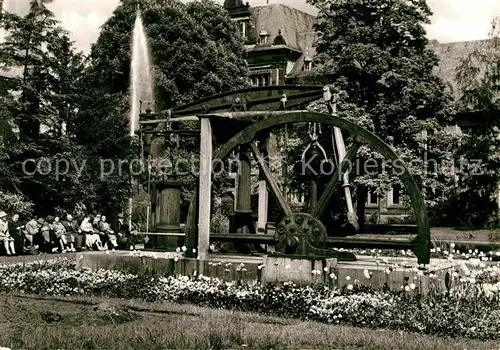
247,4,494,101
430,39,493,102
248,4,317,70
0,66,24,79
224,0,245,9
248,44,302,55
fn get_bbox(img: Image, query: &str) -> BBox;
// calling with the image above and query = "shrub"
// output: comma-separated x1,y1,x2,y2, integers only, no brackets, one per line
1,258,500,340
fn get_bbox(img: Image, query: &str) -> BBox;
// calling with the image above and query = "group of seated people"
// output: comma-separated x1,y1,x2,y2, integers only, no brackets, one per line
0,210,139,255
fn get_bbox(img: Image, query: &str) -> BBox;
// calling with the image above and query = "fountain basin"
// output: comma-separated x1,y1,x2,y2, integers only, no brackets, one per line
75,251,461,292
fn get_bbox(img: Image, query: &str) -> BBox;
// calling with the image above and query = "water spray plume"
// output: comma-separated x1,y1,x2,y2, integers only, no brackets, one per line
129,10,153,137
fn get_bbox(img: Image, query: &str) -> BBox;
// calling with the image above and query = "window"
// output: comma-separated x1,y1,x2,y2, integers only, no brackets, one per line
250,74,271,87
390,184,401,206
426,157,438,174
303,60,312,71
241,22,246,39
461,127,473,136
367,188,378,206
435,188,443,198
425,187,444,200
262,75,269,86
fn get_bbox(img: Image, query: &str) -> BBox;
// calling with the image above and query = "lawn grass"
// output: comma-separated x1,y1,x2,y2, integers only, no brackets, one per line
0,294,498,350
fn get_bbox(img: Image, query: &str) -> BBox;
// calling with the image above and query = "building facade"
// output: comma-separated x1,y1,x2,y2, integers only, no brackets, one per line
223,1,499,223
224,0,316,86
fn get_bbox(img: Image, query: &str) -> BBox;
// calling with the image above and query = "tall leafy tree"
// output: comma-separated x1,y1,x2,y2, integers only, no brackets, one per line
80,0,250,218
295,0,459,223
86,0,249,108
449,17,500,226
0,1,86,215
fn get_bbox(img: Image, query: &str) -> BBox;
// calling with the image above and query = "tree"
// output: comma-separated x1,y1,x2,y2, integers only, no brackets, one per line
80,0,250,217
294,0,459,222
449,16,500,226
0,1,87,215
86,0,249,108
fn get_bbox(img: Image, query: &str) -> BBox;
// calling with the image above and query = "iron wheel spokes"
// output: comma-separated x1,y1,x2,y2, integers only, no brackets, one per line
249,141,292,217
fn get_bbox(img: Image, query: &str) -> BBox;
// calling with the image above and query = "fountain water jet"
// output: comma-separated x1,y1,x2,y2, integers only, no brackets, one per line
129,9,154,136
128,9,154,229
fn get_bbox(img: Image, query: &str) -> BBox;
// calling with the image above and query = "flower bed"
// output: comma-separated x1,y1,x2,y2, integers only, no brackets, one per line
1,258,500,340
339,245,500,261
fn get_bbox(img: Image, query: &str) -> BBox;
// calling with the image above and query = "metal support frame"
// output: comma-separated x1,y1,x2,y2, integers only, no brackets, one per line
324,86,358,233
137,85,431,265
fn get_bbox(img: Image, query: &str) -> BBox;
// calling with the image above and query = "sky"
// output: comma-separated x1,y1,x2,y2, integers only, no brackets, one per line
6,0,500,54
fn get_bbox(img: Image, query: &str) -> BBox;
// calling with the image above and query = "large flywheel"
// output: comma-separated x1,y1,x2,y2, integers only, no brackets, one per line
151,85,432,264
206,110,431,264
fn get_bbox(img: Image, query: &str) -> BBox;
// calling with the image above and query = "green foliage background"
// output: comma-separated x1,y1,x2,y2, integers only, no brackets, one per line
0,0,249,219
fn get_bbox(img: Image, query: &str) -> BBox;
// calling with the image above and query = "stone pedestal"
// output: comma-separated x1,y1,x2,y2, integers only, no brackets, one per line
261,256,338,285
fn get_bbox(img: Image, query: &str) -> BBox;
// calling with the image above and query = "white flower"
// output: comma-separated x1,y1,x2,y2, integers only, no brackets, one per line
323,267,329,272
409,283,416,290
346,284,353,290
174,256,179,262
192,248,197,254
404,285,410,292
345,276,351,281
329,273,337,280
363,269,371,279
181,246,187,252
460,263,471,276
